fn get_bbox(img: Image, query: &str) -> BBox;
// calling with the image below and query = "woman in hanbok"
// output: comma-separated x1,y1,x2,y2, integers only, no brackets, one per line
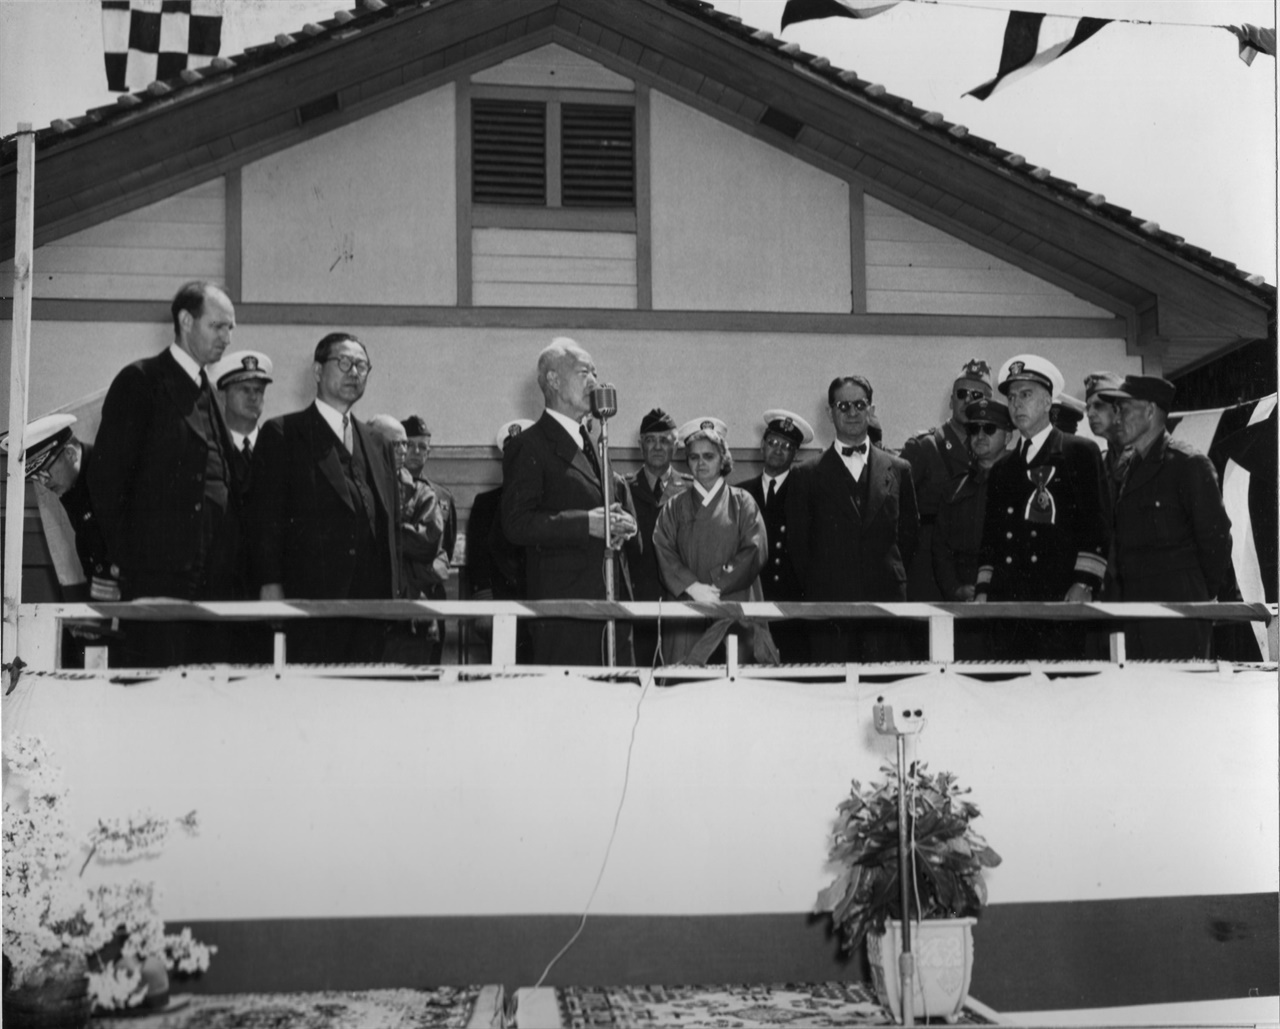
653,418,778,665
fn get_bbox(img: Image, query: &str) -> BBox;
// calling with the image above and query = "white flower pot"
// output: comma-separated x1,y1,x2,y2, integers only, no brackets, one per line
867,916,976,1024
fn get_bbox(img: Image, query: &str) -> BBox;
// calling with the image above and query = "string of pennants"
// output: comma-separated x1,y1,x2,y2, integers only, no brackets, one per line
780,0,1276,100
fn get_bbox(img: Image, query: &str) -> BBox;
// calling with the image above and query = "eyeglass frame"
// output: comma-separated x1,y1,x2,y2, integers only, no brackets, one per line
954,388,988,403
832,398,870,414
324,355,373,376
965,422,1004,437
763,434,798,452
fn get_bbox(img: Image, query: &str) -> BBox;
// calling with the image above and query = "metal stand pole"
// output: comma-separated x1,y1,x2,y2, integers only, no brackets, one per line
598,422,617,667
896,732,915,1026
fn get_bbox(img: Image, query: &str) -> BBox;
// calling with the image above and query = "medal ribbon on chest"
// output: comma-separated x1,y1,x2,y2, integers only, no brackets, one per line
1025,465,1057,524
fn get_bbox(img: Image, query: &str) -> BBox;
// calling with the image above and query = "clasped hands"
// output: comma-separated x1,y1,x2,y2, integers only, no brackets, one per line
588,503,637,550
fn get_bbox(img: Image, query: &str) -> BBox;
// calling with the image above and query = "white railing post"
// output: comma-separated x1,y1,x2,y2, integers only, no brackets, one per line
928,612,955,663
491,613,517,666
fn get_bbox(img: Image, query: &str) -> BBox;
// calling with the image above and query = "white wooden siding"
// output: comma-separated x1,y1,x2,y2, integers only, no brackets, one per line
472,228,637,308
865,196,1111,317
471,43,634,91
0,180,225,300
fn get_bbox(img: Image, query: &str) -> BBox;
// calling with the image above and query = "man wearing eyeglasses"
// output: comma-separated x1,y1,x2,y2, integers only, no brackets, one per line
933,399,1013,602
901,359,993,603
251,332,400,663
788,376,919,663
975,354,1108,659
89,280,240,665
738,409,814,663
623,407,693,666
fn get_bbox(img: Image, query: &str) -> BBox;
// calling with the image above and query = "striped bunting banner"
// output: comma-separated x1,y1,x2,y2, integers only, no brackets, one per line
966,12,1109,101
780,0,901,32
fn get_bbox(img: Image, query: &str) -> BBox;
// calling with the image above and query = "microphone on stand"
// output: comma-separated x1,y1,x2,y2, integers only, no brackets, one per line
590,384,620,666
591,385,618,420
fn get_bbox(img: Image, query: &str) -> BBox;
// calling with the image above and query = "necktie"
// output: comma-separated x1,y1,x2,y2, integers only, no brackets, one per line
766,478,776,507
653,475,664,502
242,436,253,461
841,443,867,457
342,414,353,453
1020,438,1031,463
199,368,210,392
580,425,601,478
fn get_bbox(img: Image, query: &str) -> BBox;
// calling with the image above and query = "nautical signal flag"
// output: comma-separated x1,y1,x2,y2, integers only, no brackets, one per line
780,0,900,32
965,12,1109,101
101,0,224,94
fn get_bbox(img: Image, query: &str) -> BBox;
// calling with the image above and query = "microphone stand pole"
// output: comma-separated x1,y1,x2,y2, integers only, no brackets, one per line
598,418,617,668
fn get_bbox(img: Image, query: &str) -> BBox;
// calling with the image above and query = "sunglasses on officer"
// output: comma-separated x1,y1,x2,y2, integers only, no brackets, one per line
965,422,1003,437
955,388,988,403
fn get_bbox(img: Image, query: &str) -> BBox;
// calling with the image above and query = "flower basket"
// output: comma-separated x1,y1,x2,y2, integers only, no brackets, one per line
867,917,976,1023
813,762,1000,1019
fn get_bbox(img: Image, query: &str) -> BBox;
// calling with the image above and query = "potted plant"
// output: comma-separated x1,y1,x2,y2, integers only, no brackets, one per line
3,735,216,1024
814,762,1001,1023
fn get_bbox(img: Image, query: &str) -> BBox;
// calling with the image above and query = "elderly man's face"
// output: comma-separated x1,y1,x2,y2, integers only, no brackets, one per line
224,381,266,427
375,423,410,471
640,431,676,475
1086,396,1120,440
1115,399,1157,447
550,346,598,420
761,431,797,475
314,339,371,410
1006,382,1052,437
180,286,235,367
950,380,991,425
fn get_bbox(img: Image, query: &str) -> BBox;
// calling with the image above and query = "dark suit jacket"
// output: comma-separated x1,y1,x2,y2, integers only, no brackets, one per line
249,403,400,600
978,428,1108,600
468,486,523,598
788,444,919,602
1112,431,1232,602
500,411,637,664
88,348,238,598
739,472,804,602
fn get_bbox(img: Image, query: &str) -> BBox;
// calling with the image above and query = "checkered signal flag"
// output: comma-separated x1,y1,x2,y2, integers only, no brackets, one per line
101,0,225,94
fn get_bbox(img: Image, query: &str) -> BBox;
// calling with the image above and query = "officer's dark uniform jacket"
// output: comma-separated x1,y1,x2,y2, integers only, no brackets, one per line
739,470,804,602
901,421,972,523
931,454,1007,601
976,428,1108,600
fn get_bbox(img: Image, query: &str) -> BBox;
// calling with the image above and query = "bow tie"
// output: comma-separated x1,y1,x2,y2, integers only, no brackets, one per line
841,443,868,457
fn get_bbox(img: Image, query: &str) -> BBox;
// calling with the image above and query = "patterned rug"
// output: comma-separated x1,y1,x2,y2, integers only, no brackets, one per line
91,986,502,1029
547,982,997,1027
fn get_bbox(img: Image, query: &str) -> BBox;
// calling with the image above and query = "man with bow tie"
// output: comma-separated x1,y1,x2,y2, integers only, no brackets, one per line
787,375,919,663
975,354,1109,659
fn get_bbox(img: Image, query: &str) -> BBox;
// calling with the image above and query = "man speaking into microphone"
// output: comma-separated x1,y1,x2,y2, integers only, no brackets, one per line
502,338,639,665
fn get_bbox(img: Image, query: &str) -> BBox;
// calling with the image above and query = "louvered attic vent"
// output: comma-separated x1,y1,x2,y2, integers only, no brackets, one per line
561,104,635,208
473,98,546,205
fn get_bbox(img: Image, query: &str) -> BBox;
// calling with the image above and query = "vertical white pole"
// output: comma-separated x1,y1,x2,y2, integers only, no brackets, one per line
3,125,35,670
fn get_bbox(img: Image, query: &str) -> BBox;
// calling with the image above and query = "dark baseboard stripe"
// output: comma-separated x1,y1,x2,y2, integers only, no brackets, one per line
176,893,1277,1011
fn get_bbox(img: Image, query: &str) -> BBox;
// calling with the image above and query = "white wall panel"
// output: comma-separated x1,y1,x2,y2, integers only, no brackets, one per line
866,196,1111,317
649,92,852,312
240,85,457,306
0,180,224,300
